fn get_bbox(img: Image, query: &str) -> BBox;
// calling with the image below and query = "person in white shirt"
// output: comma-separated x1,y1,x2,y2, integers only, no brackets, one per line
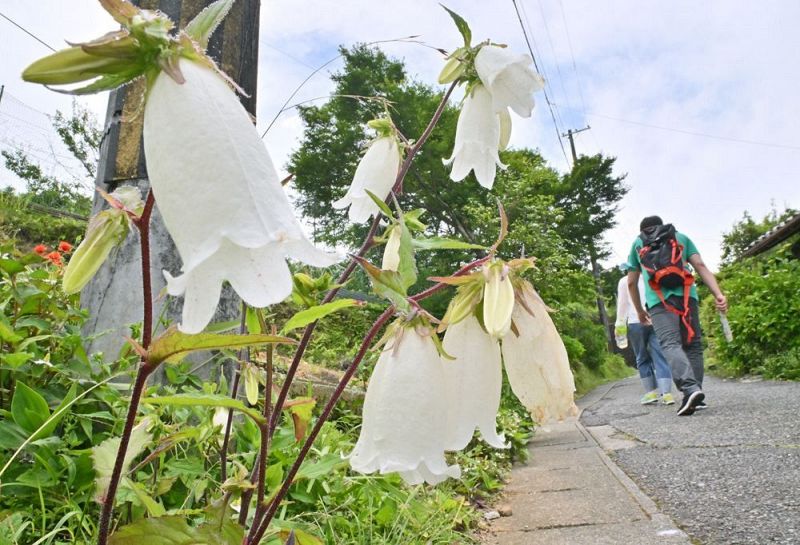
616,263,675,405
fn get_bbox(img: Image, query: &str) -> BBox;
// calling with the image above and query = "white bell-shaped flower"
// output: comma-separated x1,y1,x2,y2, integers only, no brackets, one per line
482,263,514,339
441,316,506,451
143,59,339,334
443,84,507,189
475,45,545,118
501,283,578,424
349,327,461,485
333,136,401,223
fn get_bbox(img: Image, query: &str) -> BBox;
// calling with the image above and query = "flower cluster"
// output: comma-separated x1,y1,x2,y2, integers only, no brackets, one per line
350,260,577,484
33,241,73,267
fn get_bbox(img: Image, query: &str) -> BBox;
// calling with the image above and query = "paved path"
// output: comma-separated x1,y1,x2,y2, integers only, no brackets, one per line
480,375,800,544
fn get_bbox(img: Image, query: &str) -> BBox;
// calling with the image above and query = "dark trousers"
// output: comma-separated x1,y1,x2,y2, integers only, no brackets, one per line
649,297,704,395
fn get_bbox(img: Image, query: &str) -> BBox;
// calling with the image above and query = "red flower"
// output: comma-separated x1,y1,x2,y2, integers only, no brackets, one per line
58,241,73,253
45,251,63,267
33,244,47,255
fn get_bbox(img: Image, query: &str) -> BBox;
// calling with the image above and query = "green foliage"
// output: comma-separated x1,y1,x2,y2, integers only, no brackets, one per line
702,241,800,377
0,189,86,249
719,205,798,265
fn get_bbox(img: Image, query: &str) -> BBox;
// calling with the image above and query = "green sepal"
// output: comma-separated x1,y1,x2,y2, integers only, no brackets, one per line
396,216,417,290
147,326,296,366
440,5,472,47
438,280,484,331
22,46,139,85
185,0,236,49
352,256,410,312
364,189,395,219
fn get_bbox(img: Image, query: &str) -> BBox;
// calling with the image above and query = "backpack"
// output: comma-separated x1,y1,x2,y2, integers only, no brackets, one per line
637,224,696,343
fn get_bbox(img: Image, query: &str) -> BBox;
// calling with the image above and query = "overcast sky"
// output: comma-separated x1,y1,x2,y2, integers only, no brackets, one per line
3,0,800,270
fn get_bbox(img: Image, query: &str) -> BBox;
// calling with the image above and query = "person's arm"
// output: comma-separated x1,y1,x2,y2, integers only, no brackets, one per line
627,270,651,325
615,278,629,329
688,253,728,312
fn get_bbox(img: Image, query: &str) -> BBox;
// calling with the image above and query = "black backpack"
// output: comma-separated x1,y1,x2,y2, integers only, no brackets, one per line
637,224,697,343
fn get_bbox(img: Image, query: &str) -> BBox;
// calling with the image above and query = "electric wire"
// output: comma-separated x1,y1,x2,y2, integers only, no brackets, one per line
510,0,570,166
0,11,56,52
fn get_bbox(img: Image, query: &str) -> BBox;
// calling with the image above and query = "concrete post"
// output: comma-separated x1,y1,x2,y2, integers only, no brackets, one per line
81,0,260,364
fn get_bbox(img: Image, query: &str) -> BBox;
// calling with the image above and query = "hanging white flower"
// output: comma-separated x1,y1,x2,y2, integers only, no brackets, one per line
441,316,506,451
349,327,461,485
143,59,339,334
443,84,509,189
333,136,401,223
475,45,545,118
482,262,514,339
502,283,578,424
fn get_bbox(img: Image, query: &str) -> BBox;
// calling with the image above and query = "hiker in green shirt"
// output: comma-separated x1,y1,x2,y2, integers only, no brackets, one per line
627,216,728,416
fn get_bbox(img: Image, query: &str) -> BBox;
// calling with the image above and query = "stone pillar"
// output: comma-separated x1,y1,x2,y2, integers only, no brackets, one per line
81,0,260,362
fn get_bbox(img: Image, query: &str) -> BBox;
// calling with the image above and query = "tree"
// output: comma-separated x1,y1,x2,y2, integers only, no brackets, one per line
720,206,798,265
1,101,98,216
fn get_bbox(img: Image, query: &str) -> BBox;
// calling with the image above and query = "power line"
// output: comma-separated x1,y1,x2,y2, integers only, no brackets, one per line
557,0,589,122
510,0,570,167
534,0,572,125
0,11,56,52
581,110,800,151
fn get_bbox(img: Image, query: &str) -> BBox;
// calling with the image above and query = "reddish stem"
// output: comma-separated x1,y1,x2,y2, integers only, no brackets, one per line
97,189,156,545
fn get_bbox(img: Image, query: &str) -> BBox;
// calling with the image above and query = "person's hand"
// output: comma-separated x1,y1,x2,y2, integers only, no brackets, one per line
715,293,728,313
637,308,652,326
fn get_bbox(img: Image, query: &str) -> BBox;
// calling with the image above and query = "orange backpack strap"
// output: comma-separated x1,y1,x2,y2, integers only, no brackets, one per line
648,271,696,344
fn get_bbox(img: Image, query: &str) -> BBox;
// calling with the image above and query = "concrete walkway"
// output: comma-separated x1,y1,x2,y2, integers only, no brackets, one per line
480,392,690,544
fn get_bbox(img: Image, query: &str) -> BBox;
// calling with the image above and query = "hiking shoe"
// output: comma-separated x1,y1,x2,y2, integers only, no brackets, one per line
661,393,676,405
677,391,705,416
640,391,659,405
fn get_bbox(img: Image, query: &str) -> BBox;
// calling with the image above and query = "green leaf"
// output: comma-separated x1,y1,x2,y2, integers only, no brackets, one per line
412,237,487,251
1,352,33,369
280,299,359,334
148,326,295,366
36,383,77,440
0,258,25,276
441,4,472,47
22,46,137,85
279,528,322,545
353,256,410,311
0,321,23,345
364,189,395,219
108,512,244,545
185,0,236,49
54,68,144,95
93,418,152,503
121,477,165,517
294,453,347,481
141,393,266,426
10,382,50,433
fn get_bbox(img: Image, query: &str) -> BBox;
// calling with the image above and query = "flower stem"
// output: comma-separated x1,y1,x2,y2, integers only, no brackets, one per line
97,189,156,545
221,303,249,484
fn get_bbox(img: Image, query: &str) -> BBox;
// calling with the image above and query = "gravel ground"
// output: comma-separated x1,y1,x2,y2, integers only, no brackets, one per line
580,376,800,545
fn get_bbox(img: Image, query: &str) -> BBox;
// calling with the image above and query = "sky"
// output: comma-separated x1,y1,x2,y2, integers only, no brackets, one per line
3,0,800,270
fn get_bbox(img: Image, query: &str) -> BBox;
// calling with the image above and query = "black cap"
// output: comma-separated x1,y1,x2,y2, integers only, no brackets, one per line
640,215,663,231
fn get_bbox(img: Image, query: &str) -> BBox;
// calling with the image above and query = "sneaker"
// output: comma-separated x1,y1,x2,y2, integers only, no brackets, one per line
677,391,705,416
640,391,659,405
661,393,676,405
695,401,708,410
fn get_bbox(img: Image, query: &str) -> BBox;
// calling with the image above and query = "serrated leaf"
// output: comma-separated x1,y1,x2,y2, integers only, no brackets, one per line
93,418,152,503
441,4,472,46
10,382,49,433
185,0,236,49
413,237,486,251
364,189,395,219
353,256,410,311
0,258,25,276
148,326,295,365
141,394,266,426
280,299,359,334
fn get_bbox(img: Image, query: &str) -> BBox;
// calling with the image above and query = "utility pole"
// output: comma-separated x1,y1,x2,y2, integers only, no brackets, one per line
81,0,260,362
562,126,615,352
0,84,5,106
